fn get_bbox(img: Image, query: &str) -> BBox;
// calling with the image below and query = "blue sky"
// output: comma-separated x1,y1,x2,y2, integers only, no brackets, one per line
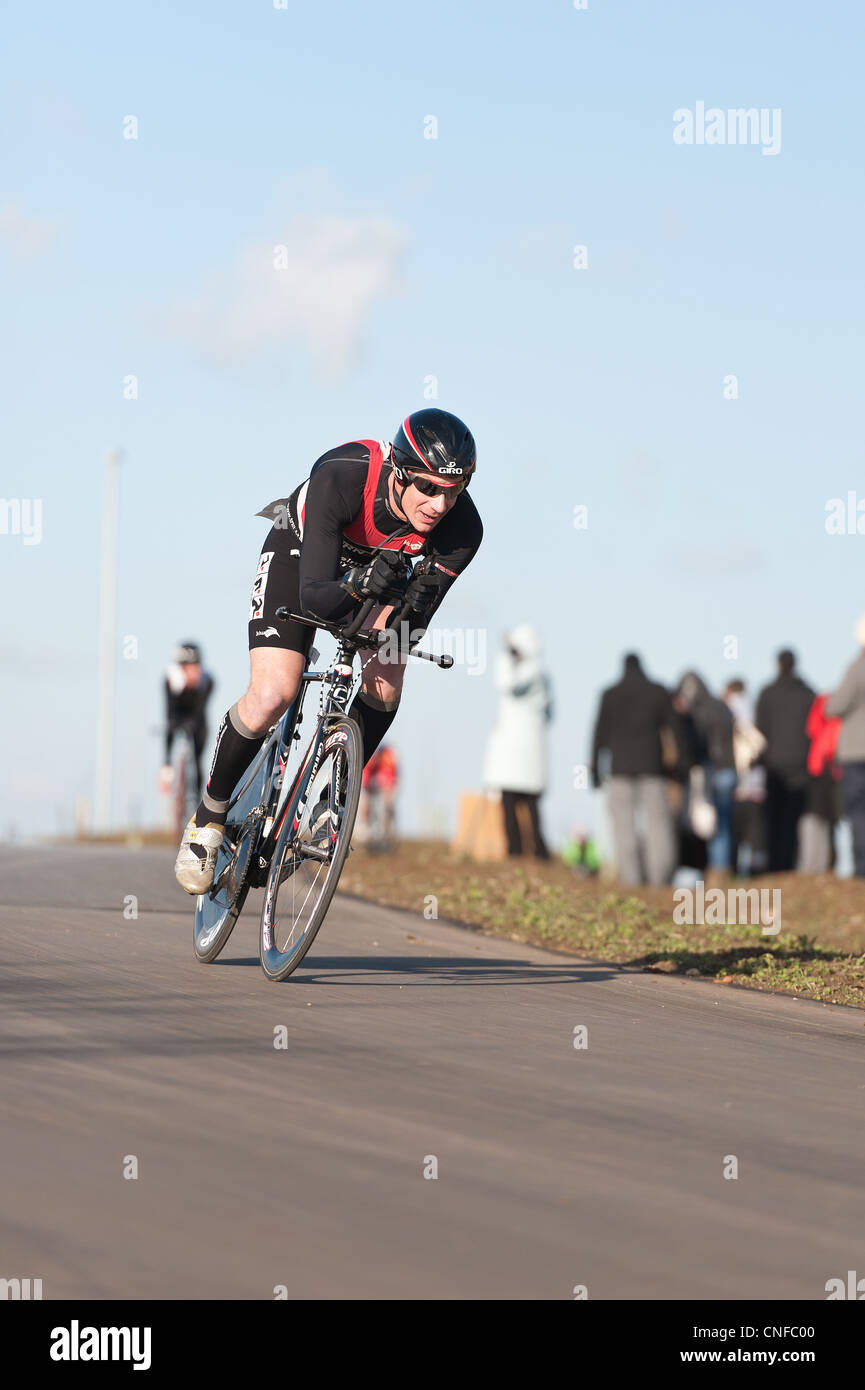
2,0,864,847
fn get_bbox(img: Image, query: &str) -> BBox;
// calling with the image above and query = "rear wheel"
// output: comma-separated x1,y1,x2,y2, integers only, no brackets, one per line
259,718,362,981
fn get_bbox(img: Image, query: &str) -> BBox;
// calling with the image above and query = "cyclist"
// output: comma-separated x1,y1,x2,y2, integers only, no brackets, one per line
160,642,215,803
174,408,483,893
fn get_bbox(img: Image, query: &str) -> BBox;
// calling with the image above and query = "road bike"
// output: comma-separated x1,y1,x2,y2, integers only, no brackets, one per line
192,572,452,981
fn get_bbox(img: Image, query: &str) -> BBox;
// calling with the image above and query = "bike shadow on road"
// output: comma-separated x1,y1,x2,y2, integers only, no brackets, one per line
252,954,620,986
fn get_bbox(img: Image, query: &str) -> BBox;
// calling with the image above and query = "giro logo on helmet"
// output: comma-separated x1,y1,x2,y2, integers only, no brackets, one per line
391,408,477,481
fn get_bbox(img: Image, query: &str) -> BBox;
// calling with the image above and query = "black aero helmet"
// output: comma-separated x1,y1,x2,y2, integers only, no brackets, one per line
391,409,476,481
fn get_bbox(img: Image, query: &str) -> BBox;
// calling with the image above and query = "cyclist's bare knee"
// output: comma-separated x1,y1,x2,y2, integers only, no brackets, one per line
239,647,305,732
359,605,408,706
361,662,405,707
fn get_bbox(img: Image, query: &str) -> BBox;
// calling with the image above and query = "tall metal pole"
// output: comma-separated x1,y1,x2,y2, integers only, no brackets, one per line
94,448,121,831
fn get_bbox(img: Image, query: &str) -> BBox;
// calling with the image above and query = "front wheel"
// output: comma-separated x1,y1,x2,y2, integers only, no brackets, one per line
259,717,363,981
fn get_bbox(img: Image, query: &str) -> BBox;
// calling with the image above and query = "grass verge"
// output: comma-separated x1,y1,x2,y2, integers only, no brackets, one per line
339,841,865,1010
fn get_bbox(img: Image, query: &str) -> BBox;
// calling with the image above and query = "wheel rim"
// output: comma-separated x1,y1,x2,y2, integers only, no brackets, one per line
261,743,353,973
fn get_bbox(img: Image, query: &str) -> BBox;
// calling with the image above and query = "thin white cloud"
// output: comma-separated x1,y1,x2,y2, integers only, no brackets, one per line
164,214,408,375
0,205,60,261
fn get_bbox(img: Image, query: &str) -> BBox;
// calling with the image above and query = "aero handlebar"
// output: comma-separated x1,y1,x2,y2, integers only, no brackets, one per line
275,543,447,660
341,597,376,640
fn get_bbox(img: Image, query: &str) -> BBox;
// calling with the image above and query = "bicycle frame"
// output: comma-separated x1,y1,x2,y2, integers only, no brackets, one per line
263,645,361,860
219,580,454,890
218,635,362,889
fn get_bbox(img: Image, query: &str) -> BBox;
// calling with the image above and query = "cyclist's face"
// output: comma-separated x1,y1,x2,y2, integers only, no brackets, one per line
397,474,464,532
181,661,202,686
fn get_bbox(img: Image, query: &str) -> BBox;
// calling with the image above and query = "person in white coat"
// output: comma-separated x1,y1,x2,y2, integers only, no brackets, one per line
482,625,552,858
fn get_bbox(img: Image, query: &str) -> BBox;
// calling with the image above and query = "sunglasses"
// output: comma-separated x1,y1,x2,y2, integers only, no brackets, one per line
405,470,471,499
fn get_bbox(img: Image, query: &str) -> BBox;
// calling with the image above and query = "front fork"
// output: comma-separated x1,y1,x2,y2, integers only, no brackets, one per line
266,664,355,862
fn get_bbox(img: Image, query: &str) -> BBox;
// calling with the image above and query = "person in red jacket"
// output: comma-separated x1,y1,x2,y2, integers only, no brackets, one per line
799,694,842,873
360,744,399,850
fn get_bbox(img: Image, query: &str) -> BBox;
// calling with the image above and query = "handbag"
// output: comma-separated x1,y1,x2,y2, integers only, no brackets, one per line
732,720,766,776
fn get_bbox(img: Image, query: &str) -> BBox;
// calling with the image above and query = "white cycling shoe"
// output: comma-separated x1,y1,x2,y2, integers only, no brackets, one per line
299,795,332,853
174,817,225,895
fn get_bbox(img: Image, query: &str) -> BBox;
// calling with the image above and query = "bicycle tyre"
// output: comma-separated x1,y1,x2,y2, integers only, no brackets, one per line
259,716,362,981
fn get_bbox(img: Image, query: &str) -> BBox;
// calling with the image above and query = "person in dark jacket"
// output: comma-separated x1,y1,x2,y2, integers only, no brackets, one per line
668,693,709,875
756,649,816,872
675,672,737,874
826,615,865,877
591,653,677,885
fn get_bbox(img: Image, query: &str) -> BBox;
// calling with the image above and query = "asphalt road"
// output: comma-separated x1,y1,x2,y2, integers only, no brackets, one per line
1,844,863,1300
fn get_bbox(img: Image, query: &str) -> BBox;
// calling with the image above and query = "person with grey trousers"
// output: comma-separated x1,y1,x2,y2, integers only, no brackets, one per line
591,653,677,885
825,615,865,877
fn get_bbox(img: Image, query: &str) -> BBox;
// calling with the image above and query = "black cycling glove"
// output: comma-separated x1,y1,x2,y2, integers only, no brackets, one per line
403,570,441,617
340,550,411,606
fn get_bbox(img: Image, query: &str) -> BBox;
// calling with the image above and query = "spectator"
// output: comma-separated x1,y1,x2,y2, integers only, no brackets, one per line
482,626,552,859
756,650,816,871
360,743,399,851
591,653,677,885
675,672,737,878
668,691,709,877
798,695,842,873
722,679,768,877
825,615,865,877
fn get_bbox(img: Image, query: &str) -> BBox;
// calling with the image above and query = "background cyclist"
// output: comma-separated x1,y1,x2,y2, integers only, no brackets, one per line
160,641,215,805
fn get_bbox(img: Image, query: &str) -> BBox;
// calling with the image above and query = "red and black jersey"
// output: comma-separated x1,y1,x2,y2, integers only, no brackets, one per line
256,438,482,625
